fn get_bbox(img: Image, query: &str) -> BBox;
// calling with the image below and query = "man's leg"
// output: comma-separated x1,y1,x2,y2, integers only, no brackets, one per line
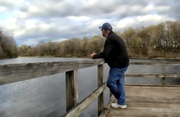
107,67,120,99
107,67,128,108
117,75,126,105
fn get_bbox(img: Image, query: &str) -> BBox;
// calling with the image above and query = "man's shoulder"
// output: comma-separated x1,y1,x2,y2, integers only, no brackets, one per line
109,32,121,38
108,33,122,42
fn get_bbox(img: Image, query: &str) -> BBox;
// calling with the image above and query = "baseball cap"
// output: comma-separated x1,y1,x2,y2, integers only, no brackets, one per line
99,23,112,30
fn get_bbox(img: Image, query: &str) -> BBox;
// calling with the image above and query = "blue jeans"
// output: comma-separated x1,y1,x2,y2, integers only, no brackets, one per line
107,67,128,105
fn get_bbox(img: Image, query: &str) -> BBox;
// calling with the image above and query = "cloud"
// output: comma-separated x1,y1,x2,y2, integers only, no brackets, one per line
0,0,179,46
67,16,90,21
0,6,7,12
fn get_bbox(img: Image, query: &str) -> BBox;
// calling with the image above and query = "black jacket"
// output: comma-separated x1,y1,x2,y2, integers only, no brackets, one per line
93,31,129,68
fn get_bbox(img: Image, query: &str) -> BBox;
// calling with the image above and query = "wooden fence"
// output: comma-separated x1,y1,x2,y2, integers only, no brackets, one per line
125,62,180,86
0,59,179,117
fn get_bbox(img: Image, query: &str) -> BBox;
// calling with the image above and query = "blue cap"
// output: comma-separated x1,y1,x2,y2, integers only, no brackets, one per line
99,23,112,30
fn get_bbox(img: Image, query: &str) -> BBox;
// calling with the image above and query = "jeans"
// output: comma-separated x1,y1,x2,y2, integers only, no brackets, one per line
107,67,128,105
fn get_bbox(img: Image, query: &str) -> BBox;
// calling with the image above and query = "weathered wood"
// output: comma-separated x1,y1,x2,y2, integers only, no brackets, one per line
73,70,78,106
130,62,180,65
106,86,180,117
64,83,107,117
98,64,104,116
125,74,180,78
0,59,104,85
162,65,166,86
99,95,115,117
0,60,179,85
166,74,180,78
66,70,78,111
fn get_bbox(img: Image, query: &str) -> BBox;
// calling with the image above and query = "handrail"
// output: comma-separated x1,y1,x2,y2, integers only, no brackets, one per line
128,62,179,65
0,59,179,117
0,59,104,85
1,60,179,85
126,62,180,86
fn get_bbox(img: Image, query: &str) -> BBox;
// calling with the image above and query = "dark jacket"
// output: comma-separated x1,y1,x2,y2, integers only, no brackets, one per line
93,31,129,68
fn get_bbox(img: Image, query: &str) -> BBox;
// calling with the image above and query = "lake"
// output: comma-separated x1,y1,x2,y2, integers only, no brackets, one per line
0,57,179,117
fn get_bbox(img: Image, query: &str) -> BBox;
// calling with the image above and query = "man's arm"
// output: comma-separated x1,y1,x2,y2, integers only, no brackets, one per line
91,39,115,60
92,52,104,59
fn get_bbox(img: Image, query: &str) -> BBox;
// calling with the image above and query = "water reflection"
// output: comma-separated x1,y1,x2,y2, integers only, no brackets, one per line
0,73,66,117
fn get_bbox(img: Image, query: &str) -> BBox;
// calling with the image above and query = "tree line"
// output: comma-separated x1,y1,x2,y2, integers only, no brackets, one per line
120,20,180,57
18,36,105,57
18,20,180,58
1,20,180,59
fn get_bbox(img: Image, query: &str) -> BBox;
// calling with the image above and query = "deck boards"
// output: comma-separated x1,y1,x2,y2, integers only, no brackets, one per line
106,86,180,117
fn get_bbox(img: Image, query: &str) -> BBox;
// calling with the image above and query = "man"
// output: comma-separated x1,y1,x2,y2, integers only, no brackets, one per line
90,23,129,109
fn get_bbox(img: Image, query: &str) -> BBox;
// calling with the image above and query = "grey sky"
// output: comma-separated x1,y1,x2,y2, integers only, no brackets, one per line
0,0,179,46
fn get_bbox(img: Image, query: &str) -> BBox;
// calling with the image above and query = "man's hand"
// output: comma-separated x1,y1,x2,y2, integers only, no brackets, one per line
90,51,96,58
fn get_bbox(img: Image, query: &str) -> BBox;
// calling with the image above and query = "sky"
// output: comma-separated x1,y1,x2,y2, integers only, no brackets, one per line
0,0,179,46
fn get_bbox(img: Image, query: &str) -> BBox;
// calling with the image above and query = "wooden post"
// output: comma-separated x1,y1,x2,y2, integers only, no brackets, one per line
98,64,104,116
66,70,78,112
162,65,166,86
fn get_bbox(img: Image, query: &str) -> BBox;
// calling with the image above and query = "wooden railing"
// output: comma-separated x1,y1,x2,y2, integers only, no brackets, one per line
0,59,179,117
125,62,180,86
0,59,105,117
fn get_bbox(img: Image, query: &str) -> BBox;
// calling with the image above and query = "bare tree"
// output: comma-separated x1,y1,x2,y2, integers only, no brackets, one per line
0,29,17,59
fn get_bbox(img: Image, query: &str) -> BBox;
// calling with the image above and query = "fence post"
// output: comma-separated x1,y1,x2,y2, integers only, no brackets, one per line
66,70,78,112
98,64,104,115
162,65,166,86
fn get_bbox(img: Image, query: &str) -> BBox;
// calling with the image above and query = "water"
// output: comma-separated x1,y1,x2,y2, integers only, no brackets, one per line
0,57,179,117
0,57,90,65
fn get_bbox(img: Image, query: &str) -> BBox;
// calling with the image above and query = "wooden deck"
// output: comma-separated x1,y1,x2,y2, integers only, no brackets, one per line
106,86,180,117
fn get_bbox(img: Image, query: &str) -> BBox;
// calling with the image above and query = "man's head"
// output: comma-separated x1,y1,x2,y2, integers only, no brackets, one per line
99,23,112,38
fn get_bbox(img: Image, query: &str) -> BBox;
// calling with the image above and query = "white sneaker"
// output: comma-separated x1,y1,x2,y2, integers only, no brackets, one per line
111,103,127,109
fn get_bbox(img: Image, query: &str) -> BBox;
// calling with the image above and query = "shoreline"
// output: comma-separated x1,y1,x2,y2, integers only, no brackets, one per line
1,56,180,60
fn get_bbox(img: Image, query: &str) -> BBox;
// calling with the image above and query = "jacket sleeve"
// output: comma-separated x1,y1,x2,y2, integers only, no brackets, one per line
92,52,104,59
92,39,115,61
102,39,115,62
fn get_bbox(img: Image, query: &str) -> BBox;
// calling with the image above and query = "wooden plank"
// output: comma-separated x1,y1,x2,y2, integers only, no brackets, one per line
125,74,180,78
73,70,78,106
129,62,180,65
125,74,161,78
99,95,115,117
106,86,180,117
0,59,104,85
98,64,104,116
165,74,180,78
64,83,107,117
162,65,166,86
107,108,180,117
66,70,78,112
